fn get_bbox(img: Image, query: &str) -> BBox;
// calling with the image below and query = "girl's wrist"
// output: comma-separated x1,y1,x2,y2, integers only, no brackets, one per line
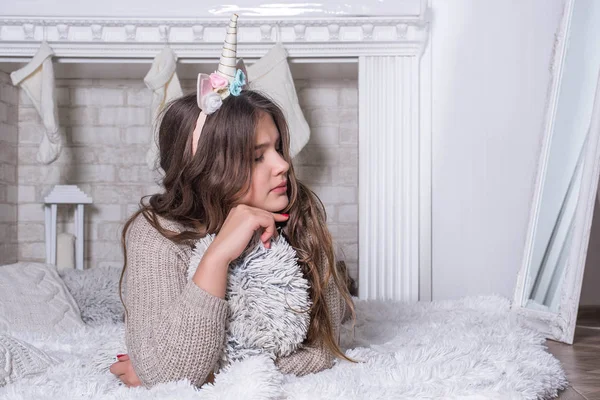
200,247,231,269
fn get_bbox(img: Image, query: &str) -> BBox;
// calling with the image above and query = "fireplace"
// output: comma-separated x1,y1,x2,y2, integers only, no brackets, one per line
0,5,431,301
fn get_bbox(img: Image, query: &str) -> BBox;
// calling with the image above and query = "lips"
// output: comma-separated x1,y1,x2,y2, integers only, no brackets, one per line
271,181,287,192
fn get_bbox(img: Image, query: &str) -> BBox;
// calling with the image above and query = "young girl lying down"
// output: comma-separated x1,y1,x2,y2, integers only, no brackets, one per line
110,16,354,387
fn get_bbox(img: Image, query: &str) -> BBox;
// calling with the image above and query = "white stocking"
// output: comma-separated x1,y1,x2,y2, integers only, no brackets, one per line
11,42,63,165
248,44,310,158
144,47,183,169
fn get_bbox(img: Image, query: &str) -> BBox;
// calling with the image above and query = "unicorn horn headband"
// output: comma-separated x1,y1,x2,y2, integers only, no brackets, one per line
192,14,247,156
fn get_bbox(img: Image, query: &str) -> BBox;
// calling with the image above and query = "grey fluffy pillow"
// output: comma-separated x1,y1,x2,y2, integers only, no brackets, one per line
188,234,311,369
59,266,124,325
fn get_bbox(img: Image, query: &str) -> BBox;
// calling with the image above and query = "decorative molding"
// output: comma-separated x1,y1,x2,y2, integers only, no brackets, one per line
90,24,102,40
361,24,374,40
192,25,204,41
0,16,429,60
358,55,424,302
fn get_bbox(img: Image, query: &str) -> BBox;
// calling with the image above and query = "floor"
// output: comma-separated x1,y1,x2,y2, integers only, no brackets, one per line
549,308,600,400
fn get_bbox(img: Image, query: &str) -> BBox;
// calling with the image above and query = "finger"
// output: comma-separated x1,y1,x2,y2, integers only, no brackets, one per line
109,361,128,376
272,213,290,222
116,354,129,361
260,219,277,248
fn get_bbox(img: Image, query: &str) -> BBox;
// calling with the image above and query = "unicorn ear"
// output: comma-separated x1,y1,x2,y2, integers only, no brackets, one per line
236,59,249,84
196,73,213,109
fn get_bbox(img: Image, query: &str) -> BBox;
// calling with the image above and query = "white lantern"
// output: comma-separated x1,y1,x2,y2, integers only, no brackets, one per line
44,185,93,270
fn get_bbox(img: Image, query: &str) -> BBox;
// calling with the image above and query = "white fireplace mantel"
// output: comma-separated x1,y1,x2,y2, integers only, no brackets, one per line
0,3,432,302
0,15,428,60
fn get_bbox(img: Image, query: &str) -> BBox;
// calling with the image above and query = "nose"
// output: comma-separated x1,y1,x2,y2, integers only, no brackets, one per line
273,152,289,176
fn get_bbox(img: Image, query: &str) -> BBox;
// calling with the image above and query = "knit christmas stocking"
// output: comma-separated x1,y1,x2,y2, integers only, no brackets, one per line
144,47,183,169
247,43,310,158
11,42,63,165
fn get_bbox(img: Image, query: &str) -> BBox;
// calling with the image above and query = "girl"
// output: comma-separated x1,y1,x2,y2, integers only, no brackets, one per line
109,88,354,388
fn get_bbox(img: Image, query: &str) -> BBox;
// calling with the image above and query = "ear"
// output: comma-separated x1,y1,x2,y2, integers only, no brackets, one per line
237,59,249,84
196,73,213,108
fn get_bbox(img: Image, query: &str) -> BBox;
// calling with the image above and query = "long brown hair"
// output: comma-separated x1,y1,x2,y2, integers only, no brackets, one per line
120,90,355,362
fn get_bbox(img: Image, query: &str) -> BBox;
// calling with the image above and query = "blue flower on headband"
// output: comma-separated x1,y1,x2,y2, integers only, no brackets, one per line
229,69,246,96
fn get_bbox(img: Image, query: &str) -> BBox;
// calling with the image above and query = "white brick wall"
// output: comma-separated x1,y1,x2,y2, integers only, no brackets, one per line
295,79,359,279
14,78,359,280
0,71,18,264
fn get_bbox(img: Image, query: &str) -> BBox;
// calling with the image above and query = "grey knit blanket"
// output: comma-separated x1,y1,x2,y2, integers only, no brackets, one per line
187,234,311,369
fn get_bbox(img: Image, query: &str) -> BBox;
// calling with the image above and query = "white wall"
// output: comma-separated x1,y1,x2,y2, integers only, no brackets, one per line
431,0,566,300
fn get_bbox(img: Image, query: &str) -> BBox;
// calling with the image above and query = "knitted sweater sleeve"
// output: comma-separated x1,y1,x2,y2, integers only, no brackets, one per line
123,215,229,388
274,256,347,376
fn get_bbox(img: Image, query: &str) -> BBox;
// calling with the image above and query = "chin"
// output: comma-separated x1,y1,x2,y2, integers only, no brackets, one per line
264,196,289,213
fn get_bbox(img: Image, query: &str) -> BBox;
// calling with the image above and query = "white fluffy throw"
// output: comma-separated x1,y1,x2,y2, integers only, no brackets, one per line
188,234,311,368
0,296,567,399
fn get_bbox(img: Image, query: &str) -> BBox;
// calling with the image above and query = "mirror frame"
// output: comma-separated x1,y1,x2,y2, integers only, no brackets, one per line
512,0,600,344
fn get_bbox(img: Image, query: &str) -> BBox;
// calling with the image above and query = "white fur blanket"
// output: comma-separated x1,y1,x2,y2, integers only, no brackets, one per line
0,296,567,400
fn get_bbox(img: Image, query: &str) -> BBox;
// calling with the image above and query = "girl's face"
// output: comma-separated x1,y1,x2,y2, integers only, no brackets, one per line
239,111,290,212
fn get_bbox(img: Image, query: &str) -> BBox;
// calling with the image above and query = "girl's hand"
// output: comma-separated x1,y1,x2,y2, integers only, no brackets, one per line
193,205,289,298
207,205,289,264
109,354,142,387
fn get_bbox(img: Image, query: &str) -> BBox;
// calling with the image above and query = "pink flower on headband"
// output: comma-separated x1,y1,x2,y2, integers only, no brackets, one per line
210,73,229,90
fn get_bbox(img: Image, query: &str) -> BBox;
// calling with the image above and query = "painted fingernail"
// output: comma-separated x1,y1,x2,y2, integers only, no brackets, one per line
282,213,289,218
117,354,126,358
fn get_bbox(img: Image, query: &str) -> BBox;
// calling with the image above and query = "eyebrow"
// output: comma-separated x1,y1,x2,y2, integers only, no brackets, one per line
254,138,281,150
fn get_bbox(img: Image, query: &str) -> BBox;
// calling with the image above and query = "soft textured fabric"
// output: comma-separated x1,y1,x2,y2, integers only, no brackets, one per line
247,43,310,158
0,296,567,399
59,266,124,325
0,333,58,387
123,213,345,388
188,234,311,369
144,46,183,169
10,42,64,164
0,262,84,335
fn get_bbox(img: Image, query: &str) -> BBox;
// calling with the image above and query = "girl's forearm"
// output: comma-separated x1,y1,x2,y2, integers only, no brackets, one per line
192,251,229,298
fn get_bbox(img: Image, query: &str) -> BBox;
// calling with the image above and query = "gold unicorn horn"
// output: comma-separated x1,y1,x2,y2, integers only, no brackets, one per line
216,14,238,81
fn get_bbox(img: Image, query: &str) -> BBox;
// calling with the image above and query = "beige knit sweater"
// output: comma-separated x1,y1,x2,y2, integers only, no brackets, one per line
123,213,346,388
